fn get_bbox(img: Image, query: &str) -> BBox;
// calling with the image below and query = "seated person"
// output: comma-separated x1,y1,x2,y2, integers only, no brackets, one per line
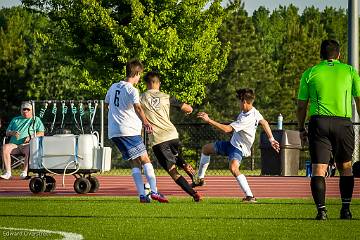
1,102,45,180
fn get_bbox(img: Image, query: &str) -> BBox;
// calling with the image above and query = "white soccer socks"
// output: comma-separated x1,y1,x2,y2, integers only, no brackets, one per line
236,174,253,197
131,167,145,196
198,153,210,179
143,163,157,193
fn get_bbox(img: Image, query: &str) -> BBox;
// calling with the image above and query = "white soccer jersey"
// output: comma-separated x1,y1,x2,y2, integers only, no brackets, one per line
105,81,142,138
229,107,264,157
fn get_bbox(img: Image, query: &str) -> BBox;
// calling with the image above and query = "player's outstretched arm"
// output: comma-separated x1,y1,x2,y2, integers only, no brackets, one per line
259,119,280,152
197,112,233,133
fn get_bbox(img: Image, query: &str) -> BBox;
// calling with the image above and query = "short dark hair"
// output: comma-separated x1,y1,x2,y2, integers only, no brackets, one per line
126,59,144,77
320,40,340,60
144,71,161,84
236,88,255,103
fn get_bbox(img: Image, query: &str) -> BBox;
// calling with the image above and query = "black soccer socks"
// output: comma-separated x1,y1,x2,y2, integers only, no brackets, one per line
339,176,354,209
311,176,326,210
175,176,196,197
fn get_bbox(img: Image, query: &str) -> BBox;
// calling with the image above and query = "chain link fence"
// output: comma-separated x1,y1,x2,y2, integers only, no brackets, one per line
1,100,360,176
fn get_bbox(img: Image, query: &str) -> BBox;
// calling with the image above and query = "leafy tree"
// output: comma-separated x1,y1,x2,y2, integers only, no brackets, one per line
203,0,280,122
23,0,230,104
0,7,50,115
320,7,348,62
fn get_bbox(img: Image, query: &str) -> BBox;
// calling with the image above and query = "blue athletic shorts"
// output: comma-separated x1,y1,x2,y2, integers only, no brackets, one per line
111,135,147,161
214,141,243,163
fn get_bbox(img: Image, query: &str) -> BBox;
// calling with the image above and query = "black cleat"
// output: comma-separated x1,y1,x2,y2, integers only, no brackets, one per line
340,208,352,220
191,177,205,188
315,209,328,220
193,192,202,202
242,196,257,203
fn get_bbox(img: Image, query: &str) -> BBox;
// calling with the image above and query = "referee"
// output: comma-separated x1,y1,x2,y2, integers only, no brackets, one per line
297,40,360,220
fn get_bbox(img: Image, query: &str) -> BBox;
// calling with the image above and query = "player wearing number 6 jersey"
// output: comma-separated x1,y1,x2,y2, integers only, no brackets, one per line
105,59,168,203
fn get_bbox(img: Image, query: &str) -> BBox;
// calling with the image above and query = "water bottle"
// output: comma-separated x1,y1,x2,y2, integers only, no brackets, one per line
305,160,312,177
277,113,283,130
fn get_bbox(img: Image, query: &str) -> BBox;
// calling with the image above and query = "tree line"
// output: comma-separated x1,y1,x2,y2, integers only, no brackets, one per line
0,0,353,124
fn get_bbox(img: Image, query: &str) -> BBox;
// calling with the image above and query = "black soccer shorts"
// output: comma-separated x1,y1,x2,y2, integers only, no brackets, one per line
308,115,354,164
152,139,186,171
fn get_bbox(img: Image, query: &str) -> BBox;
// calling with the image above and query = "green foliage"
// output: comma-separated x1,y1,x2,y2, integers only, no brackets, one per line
202,1,350,123
22,0,230,104
0,1,355,123
0,6,84,117
0,7,46,113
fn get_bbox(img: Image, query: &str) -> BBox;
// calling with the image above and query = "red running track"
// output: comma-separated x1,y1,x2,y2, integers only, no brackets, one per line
0,176,359,199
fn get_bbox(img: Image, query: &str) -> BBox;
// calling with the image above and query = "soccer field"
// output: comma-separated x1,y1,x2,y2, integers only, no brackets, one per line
0,197,359,240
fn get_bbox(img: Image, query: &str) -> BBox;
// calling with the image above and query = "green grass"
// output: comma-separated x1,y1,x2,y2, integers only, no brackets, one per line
0,197,359,239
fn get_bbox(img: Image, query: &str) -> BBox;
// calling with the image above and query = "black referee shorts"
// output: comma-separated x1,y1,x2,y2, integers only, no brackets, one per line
152,139,186,171
308,115,354,164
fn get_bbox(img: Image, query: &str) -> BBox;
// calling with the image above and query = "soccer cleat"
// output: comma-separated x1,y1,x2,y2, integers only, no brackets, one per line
0,173,11,180
242,196,257,203
151,192,169,203
19,171,29,180
315,209,328,220
340,208,352,220
193,192,202,202
191,177,205,188
139,195,151,203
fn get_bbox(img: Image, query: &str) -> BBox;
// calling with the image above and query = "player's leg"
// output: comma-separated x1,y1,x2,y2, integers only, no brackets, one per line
336,161,353,219
194,143,216,186
308,117,332,220
111,136,149,202
229,161,254,202
334,118,355,219
172,141,195,183
153,141,200,201
129,158,147,202
139,153,168,203
168,165,201,201
310,163,328,219
227,145,256,203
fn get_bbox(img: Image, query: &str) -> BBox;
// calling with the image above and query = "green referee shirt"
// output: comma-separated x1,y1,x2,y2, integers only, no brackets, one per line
298,59,360,118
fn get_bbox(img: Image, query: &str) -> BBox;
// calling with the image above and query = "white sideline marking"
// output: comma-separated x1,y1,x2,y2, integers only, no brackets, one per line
0,227,83,240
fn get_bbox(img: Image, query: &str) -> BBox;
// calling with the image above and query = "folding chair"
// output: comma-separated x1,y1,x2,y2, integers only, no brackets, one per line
1,136,25,170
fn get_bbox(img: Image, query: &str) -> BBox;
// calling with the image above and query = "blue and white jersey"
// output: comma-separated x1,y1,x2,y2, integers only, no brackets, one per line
229,107,263,157
105,81,142,138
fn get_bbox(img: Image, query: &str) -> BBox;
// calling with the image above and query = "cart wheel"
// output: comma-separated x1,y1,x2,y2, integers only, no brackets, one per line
74,177,91,194
88,176,100,193
29,177,46,194
44,176,56,192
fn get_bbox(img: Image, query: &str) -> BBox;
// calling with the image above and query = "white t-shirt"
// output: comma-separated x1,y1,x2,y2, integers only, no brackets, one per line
230,107,264,157
105,81,142,138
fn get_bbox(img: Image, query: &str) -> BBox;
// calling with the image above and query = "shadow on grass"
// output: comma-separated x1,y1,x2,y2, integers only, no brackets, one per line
1,198,360,206
0,214,358,221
